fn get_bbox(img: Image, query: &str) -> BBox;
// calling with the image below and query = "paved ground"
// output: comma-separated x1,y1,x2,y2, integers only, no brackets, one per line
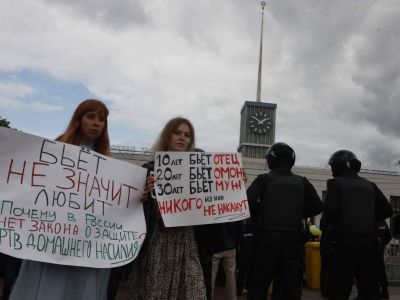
2,279,400,299
115,285,400,299
213,286,400,300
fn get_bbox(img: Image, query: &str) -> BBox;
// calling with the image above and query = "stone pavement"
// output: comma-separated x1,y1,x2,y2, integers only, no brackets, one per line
214,286,400,299
114,285,400,299
3,279,399,299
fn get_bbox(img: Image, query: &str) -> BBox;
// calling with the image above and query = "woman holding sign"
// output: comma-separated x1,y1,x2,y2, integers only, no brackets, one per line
128,117,206,300
10,99,111,300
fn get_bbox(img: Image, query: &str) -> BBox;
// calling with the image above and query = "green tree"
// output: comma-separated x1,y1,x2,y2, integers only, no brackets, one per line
0,116,11,128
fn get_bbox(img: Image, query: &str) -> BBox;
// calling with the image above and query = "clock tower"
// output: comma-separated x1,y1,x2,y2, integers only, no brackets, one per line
238,101,276,159
238,2,277,159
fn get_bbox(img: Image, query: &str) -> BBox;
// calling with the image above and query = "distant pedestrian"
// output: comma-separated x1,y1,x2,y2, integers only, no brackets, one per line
210,222,240,300
376,220,392,299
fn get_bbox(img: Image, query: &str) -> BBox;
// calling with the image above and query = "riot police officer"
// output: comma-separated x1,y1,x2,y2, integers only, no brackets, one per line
324,150,393,300
246,142,323,300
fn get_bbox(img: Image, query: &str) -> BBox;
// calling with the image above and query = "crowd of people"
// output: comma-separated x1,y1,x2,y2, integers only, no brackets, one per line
0,99,394,300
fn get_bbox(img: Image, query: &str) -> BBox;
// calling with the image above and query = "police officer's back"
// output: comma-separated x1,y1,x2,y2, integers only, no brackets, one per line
246,143,323,300
323,150,393,300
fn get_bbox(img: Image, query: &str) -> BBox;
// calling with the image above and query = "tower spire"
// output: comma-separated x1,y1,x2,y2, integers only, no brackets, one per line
256,1,266,102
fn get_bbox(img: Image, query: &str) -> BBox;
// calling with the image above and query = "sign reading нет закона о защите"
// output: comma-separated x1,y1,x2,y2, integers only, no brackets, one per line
154,151,249,227
0,127,147,268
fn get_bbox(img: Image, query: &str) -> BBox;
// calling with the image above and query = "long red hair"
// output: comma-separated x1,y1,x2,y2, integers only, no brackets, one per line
56,99,110,155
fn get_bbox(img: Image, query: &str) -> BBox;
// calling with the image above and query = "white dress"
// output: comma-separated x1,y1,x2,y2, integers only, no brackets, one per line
9,143,110,300
10,260,110,300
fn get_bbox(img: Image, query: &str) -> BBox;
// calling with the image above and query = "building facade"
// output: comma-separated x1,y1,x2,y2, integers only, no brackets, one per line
112,152,400,203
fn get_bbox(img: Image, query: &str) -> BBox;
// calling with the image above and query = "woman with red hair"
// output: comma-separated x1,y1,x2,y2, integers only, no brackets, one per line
56,99,110,155
10,99,111,300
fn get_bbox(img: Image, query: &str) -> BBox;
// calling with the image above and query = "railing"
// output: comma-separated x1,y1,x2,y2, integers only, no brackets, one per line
386,240,400,283
110,145,152,155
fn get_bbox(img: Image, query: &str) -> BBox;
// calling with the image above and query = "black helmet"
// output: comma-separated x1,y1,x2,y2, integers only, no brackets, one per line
328,149,361,175
266,142,296,169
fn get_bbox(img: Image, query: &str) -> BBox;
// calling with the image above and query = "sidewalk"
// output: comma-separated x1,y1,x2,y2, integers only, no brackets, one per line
7,278,396,299
213,285,400,300
2,280,400,299
114,285,400,299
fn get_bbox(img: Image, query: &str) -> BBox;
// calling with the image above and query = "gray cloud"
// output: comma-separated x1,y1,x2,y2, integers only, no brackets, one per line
43,0,152,30
248,0,400,169
1,0,399,171
351,7,400,138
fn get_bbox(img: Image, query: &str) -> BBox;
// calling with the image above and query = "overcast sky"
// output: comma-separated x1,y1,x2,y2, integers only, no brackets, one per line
1,0,399,170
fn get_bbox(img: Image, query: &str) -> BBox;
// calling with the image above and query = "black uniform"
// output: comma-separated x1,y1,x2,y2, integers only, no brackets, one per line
319,215,332,299
246,167,322,300
324,172,393,300
376,221,392,299
354,220,392,300
236,219,254,296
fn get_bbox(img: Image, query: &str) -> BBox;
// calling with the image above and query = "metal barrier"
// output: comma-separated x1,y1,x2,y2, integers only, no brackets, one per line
385,240,400,283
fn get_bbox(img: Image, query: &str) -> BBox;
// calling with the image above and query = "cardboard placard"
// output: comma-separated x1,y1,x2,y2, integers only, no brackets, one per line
155,151,249,227
0,127,147,268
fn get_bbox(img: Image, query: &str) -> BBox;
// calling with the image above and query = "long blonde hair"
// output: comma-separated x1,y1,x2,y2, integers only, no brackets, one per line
56,99,110,155
153,117,195,152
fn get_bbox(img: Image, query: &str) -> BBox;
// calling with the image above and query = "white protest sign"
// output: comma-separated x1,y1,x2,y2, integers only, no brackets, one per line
0,127,147,268
154,152,249,227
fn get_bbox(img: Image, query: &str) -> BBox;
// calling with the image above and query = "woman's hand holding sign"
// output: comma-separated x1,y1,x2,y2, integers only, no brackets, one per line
141,175,155,202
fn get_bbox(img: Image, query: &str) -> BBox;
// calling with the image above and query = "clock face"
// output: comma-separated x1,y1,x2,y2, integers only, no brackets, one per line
249,111,272,135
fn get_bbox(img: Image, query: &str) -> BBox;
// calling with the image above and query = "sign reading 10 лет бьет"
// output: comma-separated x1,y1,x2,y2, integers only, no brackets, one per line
0,127,147,268
154,151,249,227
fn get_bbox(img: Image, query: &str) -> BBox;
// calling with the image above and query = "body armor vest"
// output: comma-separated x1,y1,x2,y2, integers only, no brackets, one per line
258,174,305,232
334,176,376,234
